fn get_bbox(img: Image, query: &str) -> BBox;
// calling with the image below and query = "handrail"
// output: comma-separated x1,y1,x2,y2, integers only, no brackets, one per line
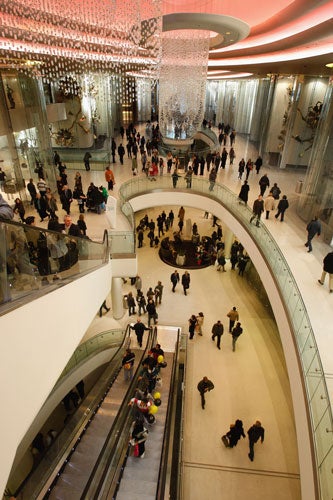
53,328,125,389
156,328,181,499
0,219,109,314
118,174,333,500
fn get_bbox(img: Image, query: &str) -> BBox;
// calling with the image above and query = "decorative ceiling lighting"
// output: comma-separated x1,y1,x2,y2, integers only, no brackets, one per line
0,0,162,88
159,12,249,143
159,28,210,142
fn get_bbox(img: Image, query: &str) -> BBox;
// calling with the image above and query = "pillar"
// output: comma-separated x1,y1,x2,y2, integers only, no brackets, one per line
223,226,235,259
111,277,124,320
297,78,333,242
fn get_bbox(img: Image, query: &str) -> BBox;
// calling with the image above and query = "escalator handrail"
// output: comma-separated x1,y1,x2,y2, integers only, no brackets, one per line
155,328,181,500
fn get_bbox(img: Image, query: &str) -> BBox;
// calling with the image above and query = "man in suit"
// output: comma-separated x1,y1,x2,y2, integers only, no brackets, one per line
60,185,73,215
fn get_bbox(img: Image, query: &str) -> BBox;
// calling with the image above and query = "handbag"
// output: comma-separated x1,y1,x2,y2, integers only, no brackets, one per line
133,443,139,457
221,435,230,448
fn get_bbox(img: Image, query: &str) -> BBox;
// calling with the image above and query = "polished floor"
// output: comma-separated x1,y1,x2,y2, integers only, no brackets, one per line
14,126,333,499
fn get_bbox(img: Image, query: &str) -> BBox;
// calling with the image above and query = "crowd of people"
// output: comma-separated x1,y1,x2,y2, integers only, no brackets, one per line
2,119,330,485
126,342,166,459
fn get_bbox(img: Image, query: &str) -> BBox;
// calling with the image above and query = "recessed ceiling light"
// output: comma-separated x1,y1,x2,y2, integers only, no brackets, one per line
325,62,333,68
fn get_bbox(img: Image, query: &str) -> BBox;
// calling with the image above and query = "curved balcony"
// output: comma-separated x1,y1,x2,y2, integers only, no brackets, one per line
118,174,333,500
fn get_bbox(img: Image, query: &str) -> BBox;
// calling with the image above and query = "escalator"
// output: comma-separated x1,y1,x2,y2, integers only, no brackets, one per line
17,325,182,499
82,326,181,500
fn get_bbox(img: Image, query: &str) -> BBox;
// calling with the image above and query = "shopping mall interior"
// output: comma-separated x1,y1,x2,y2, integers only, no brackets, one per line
0,1,332,499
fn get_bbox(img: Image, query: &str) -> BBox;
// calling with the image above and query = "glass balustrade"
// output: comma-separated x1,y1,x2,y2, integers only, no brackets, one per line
58,329,124,381
119,175,333,499
0,219,109,312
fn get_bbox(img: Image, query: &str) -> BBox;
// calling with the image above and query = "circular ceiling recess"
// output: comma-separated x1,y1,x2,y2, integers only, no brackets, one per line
162,13,250,50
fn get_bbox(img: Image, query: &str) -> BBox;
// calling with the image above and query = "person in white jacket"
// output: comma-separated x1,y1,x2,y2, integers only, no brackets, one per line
264,192,275,219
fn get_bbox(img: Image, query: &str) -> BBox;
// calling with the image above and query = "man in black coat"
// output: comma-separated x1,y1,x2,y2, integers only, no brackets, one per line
275,195,289,221
118,143,125,164
130,318,150,347
181,271,190,295
197,376,214,409
318,251,333,293
247,421,265,461
60,185,73,215
250,195,264,227
170,269,180,292
211,320,224,350
305,216,321,253
259,173,270,196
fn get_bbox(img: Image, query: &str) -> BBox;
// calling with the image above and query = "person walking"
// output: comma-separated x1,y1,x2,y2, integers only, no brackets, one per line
264,192,275,219
209,167,217,191
118,143,125,165
185,167,193,188
105,166,115,191
238,158,245,179
154,281,163,305
196,312,204,336
99,300,110,317
245,159,253,180
146,299,158,326
211,320,224,350
231,322,243,351
247,421,265,461
170,269,180,292
238,180,249,205
254,156,263,174
181,271,191,295
275,195,289,221
250,195,264,227
122,348,135,381
188,314,197,340
305,216,321,253
259,173,270,196
172,169,180,188
109,137,117,163
222,419,246,448
27,178,37,206
130,318,150,347
83,151,92,171
197,376,214,410
271,183,281,200
137,290,147,315
126,291,136,316
318,251,333,293
227,306,239,332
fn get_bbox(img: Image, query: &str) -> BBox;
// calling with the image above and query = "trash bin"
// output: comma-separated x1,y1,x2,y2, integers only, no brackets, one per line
295,180,303,193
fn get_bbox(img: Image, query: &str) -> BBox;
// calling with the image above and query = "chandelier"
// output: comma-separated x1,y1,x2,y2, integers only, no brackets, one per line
159,29,210,142
0,0,162,86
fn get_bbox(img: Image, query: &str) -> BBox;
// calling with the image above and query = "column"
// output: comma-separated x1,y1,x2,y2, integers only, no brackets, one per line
223,226,235,259
297,79,333,241
111,277,124,320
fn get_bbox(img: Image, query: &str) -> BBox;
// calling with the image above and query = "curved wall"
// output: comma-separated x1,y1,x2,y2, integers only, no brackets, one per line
128,190,316,500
